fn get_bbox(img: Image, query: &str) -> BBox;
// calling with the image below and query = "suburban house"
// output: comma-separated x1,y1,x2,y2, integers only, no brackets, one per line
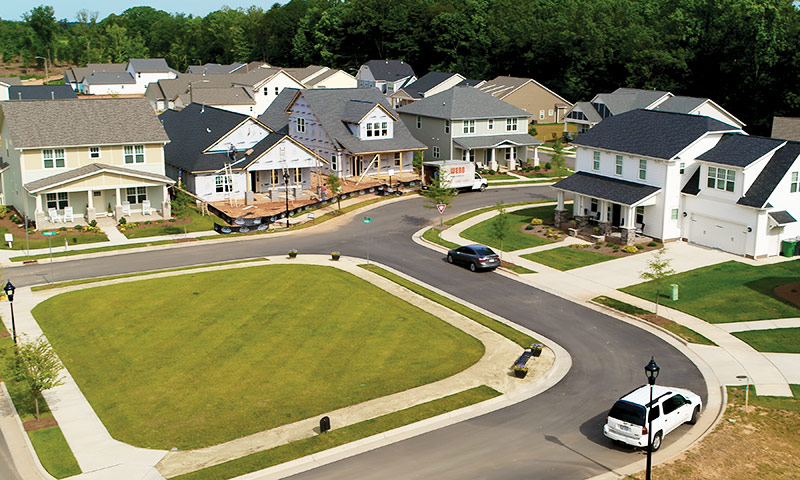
72,58,178,95
357,60,416,95
397,86,542,170
771,116,800,142
283,65,357,89
0,98,174,229
564,87,744,133
160,103,326,203
6,85,77,101
552,109,800,257
475,76,572,124
64,63,127,91
263,88,426,180
0,77,22,101
390,72,466,108
145,68,304,114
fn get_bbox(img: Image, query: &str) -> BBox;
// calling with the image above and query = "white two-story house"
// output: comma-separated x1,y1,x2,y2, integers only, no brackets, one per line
267,88,426,180
0,98,174,229
553,109,800,257
397,86,542,170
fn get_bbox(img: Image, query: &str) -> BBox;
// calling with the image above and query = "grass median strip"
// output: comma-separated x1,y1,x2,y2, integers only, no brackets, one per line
593,296,715,346
732,327,800,353
169,385,501,480
360,264,535,347
422,227,460,249
10,239,179,262
30,258,266,291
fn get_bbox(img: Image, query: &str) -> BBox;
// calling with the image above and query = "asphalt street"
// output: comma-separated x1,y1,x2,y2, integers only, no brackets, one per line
3,186,706,479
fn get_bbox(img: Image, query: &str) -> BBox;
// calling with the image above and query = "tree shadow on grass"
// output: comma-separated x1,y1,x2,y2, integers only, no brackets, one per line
744,276,800,310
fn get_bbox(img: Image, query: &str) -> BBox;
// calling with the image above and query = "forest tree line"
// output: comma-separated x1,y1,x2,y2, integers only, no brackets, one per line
1,0,799,135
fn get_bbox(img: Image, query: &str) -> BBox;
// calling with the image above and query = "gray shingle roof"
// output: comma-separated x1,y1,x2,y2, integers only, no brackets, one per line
83,72,135,85
65,64,126,83
599,88,669,114
771,116,800,142
696,134,785,167
24,163,173,193
257,88,297,133
567,102,603,123
553,171,661,206
769,210,796,225
454,133,542,149
295,88,426,154
681,168,701,196
128,58,174,73
8,85,77,100
0,98,170,149
653,96,706,114
573,109,738,160
738,141,800,208
363,60,415,82
186,63,245,74
186,87,255,106
0,77,22,86
397,86,531,120
401,72,460,99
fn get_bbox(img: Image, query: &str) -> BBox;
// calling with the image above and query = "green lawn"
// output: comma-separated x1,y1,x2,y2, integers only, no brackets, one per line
171,385,500,480
123,207,220,238
10,239,178,262
29,427,82,478
506,264,536,274
360,264,535,347
483,175,516,180
461,204,572,251
621,260,800,323
32,265,484,449
733,327,800,353
0,225,108,250
520,168,572,178
522,246,615,271
443,200,553,226
422,227,460,249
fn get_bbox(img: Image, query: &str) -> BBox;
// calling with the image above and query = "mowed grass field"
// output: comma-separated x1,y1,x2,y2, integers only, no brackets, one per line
32,265,484,450
461,204,573,251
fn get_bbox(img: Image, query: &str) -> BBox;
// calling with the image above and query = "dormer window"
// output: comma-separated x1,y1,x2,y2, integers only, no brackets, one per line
707,166,735,192
366,122,387,138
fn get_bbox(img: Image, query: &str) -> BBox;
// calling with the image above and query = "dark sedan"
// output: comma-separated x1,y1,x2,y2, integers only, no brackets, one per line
447,244,500,272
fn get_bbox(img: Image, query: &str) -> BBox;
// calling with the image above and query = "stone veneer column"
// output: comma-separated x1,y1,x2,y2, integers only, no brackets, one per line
621,228,636,245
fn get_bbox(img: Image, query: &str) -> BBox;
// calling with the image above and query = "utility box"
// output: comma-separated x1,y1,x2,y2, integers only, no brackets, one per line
319,416,331,434
670,284,679,301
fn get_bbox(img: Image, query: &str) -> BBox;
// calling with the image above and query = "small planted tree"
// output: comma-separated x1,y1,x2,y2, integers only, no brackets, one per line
550,139,566,174
489,202,509,260
326,174,342,212
420,170,457,228
8,335,64,420
640,248,675,314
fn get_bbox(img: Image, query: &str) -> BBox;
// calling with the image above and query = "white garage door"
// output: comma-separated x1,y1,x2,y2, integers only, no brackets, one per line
690,214,747,255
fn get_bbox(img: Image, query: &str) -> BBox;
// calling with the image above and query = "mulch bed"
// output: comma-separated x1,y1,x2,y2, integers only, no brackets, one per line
774,283,800,308
521,223,662,257
23,416,57,432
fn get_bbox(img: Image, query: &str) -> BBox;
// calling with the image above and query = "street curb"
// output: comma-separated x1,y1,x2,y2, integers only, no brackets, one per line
0,382,56,480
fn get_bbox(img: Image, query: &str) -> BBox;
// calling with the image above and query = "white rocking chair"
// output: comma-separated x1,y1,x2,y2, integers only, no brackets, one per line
63,206,74,222
122,201,132,216
48,208,61,223
141,200,152,215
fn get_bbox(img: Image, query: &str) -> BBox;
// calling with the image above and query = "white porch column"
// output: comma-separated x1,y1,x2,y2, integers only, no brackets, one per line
34,194,47,228
162,185,171,218
599,201,609,223
35,194,43,214
87,190,94,209
622,205,636,228
557,190,565,210
533,146,540,166
114,187,123,219
86,189,96,222
115,187,122,206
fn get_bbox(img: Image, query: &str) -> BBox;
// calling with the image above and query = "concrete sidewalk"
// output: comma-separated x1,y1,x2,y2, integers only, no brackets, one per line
433,204,797,397
0,255,570,480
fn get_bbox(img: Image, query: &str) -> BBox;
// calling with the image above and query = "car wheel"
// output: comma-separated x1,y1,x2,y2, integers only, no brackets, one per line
447,254,454,264
688,406,700,425
650,432,662,452
479,184,486,192
469,262,477,272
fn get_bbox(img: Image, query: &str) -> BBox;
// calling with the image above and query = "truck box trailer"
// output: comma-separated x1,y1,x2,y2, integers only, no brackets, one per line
422,160,487,192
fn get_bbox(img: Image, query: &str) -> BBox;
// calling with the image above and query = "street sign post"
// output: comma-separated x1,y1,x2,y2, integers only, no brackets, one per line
42,231,58,283
363,217,372,264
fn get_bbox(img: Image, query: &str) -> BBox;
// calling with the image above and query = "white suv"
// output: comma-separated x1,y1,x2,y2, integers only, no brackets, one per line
603,385,702,451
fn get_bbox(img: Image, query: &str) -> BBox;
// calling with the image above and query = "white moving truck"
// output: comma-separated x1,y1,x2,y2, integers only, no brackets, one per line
422,161,488,192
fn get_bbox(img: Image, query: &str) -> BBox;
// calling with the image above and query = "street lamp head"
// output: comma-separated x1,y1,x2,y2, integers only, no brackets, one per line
3,280,14,302
645,356,660,385
283,172,289,183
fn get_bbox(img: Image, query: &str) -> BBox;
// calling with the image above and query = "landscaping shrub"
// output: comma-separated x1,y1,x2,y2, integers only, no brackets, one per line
10,214,20,223
118,217,126,225
58,227,66,231
171,188,194,217
544,162,552,170
533,165,541,171
648,241,658,247
530,218,543,225
594,244,602,249
89,220,97,228
636,244,645,250
622,245,638,253
525,225,534,230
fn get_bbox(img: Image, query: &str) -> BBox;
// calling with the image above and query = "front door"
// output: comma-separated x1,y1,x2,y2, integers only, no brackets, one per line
351,156,362,177
250,171,258,193
612,204,621,227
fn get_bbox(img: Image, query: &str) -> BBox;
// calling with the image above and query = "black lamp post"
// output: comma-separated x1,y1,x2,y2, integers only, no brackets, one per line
4,281,16,345
283,172,290,229
645,356,660,480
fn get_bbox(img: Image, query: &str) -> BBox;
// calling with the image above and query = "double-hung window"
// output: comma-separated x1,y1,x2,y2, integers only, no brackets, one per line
124,145,144,164
416,116,421,128
615,155,623,175
463,120,475,134
707,166,735,192
294,167,302,183
506,118,517,131
297,118,306,133
433,146,440,158
593,151,600,171
46,192,68,209
679,162,685,174
462,150,475,162
488,119,494,130
126,186,147,203
394,152,401,167
43,148,65,168
636,206,644,224
331,154,337,172
791,171,798,193
444,120,450,134
381,122,388,136
638,159,647,180
366,122,373,137
90,147,100,159
539,110,545,120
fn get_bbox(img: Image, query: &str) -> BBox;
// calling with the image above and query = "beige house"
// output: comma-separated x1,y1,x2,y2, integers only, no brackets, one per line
476,76,572,124
0,98,174,230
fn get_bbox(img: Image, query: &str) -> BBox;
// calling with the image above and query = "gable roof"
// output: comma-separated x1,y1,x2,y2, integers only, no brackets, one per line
128,58,174,73
738,141,800,208
397,86,531,120
401,72,462,99
257,88,297,133
771,116,800,142
289,88,426,155
83,72,136,85
25,163,174,193
553,171,661,206
477,76,572,105
180,87,255,106
65,63,126,84
596,88,670,114
8,85,77,100
573,109,738,160
363,60,415,81
0,77,22,86
187,63,246,74
652,96,706,113
696,134,785,168
569,101,604,123
1,98,170,149
283,65,326,83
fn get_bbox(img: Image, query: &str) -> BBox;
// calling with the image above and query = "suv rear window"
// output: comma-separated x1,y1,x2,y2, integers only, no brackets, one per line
609,400,646,426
